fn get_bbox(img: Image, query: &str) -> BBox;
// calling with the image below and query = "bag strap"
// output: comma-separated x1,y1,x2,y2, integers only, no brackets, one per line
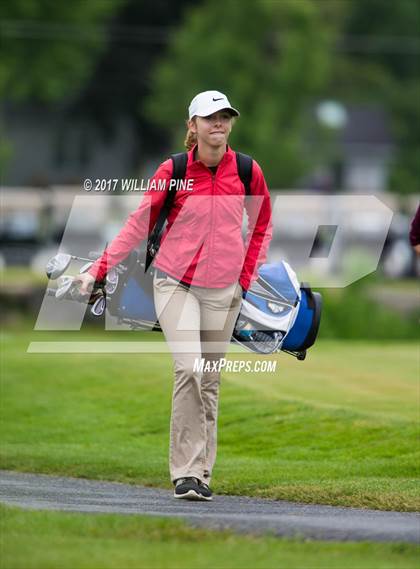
161,151,188,223
235,152,253,196
145,152,188,271
171,151,188,182
156,152,188,228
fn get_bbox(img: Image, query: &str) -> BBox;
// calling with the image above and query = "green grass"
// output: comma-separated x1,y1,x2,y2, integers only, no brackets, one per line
1,504,419,569
369,279,420,293
318,282,419,340
0,267,47,288
1,325,419,512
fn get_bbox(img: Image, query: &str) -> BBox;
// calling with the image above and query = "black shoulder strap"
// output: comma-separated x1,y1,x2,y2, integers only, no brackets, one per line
151,152,188,232
235,152,253,195
145,152,188,271
170,152,188,183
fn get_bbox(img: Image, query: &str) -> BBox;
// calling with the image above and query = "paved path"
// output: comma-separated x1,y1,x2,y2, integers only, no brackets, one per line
1,470,419,544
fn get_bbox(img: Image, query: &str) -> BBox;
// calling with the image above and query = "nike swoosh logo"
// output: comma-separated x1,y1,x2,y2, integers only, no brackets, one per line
212,97,224,101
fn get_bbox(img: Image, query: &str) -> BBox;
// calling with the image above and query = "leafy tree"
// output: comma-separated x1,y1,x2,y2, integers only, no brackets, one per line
0,0,125,180
0,0,197,178
328,0,420,194
145,0,339,187
0,0,124,101
73,0,196,154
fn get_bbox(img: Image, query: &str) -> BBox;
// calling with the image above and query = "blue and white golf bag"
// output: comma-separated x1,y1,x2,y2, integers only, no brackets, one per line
106,253,321,359
231,262,322,359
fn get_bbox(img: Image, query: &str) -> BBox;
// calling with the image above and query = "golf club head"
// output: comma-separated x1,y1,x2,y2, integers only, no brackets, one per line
105,268,119,295
91,295,106,317
46,253,72,280
55,275,74,299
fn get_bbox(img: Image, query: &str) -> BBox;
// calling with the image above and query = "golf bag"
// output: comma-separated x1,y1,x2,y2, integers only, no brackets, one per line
46,247,322,359
231,262,322,359
104,251,322,359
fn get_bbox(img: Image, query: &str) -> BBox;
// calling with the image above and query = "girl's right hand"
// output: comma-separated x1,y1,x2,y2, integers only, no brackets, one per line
73,272,96,296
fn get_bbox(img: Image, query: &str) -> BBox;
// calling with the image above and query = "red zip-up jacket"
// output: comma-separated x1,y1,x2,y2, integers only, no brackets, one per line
89,145,272,290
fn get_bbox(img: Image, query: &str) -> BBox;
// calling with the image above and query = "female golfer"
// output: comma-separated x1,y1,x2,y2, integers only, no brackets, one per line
76,90,273,501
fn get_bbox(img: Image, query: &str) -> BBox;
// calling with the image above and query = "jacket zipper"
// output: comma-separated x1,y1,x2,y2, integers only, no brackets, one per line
206,169,217,287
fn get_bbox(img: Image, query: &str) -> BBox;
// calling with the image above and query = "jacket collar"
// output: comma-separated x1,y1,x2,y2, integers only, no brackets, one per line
188,144,234,169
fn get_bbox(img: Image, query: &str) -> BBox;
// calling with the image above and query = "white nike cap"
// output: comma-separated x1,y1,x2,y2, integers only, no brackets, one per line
188,90,240,119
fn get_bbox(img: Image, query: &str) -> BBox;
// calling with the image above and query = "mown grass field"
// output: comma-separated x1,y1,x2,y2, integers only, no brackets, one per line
1,325,418,511
1,324,419,568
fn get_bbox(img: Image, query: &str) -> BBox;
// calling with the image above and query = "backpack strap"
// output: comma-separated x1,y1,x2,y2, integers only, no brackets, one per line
170,151,188,182
145,152,188,271
161,152,188,217
235,152,253,196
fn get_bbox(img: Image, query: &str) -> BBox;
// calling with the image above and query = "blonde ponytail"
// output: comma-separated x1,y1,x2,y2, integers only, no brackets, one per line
184,119,197,150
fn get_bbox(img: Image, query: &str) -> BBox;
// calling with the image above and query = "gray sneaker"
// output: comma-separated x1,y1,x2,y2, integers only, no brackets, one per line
198,481,213,501
173,477,202,500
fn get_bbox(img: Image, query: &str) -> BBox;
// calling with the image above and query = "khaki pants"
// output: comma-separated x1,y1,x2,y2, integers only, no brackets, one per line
153,272,243,485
